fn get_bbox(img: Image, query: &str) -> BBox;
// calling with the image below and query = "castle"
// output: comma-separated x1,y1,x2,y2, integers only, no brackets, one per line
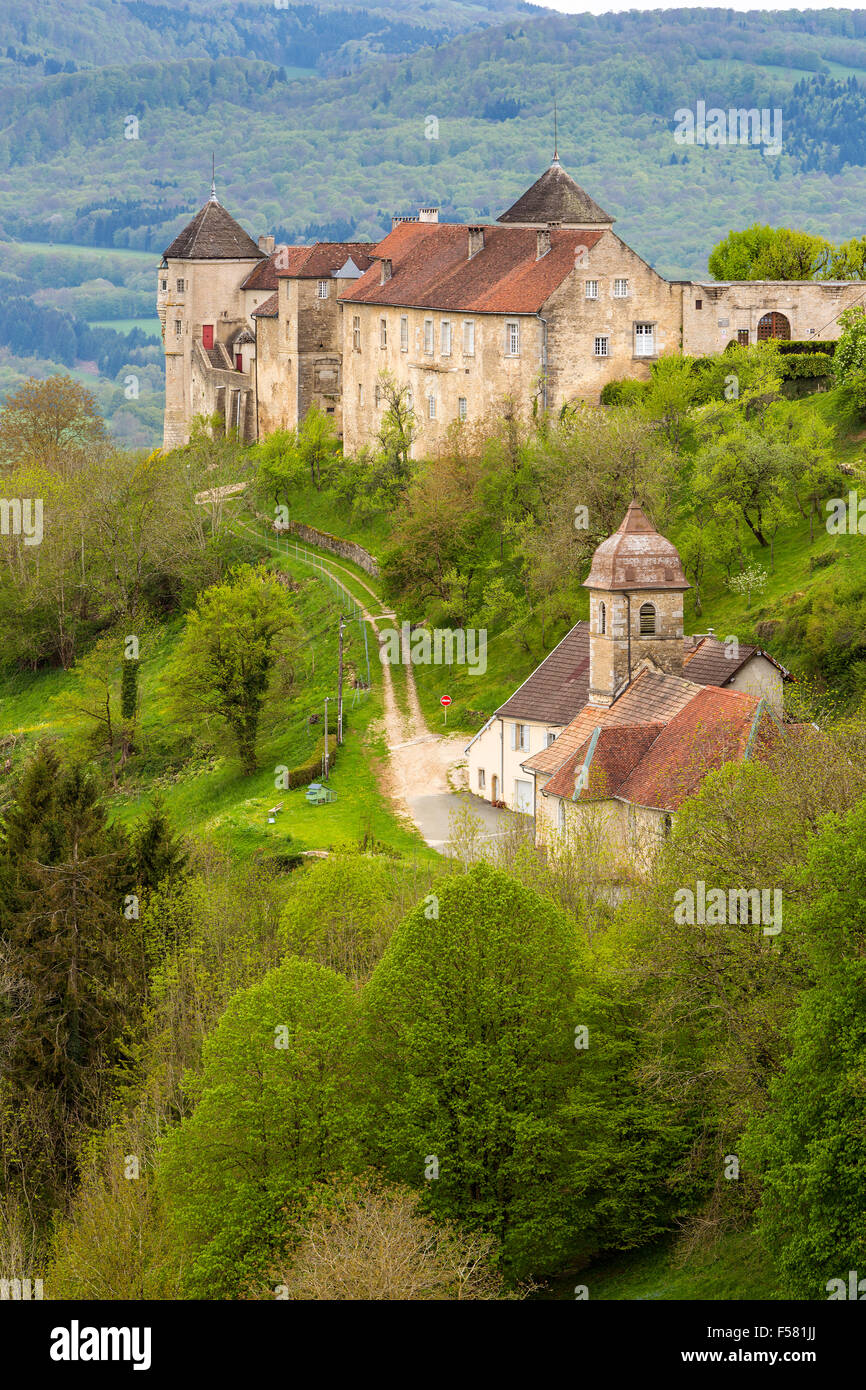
158,158,862,454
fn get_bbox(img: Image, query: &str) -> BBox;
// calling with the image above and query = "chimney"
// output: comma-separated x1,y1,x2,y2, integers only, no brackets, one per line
419,207,439,223
468,226,485,259
258,234,275,255
536,227,551,260
380,258,392,284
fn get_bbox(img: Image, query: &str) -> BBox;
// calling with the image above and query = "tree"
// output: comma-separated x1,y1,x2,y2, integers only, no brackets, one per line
833,306,866,415
708,224,832,281
132,796,188,894
0,748,135,1206
157,958,360,1297
744,801,866,1298
170,565,302,773
0,374,106,475
361,864,588,1278
280,852,405,982
297,403,340,491
727,562,769,608
265,1177,513,1300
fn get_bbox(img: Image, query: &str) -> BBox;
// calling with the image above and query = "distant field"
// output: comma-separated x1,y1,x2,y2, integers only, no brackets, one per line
4,239,156,263
89,317,161,338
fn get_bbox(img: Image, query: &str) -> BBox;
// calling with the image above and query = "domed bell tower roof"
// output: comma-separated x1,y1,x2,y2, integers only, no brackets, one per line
583,502,690,592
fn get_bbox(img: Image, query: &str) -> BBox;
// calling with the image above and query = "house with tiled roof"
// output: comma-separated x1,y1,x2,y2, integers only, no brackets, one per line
466,504,786,869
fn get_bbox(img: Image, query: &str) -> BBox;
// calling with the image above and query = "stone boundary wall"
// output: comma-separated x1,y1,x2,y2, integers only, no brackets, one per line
264,515,379,577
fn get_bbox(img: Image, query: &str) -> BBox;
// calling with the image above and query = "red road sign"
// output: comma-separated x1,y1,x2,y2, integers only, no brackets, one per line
440,695,452,706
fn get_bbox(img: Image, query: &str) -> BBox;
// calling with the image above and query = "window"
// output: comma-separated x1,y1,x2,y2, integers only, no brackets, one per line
159,279,167,292
176,279,185,293
695,298,703,310
285,319,292,342
427,395,436,420
375,383,381,407
400,315,409,351
478,768,486,792
316,280,329,299
598,600,606,634
737,328,750,346
558,799,566,831
546,730,557,747
663,812,673,839
594,336,609,357
505,321,520,356
174,319,182,337
463,320,475,356
406,390,413,410
634,323,656,357
358,383,364,407
513,723,529,751
380,317,387,349
441,320,452,356
424,319,434,354
585,280,599,300
352,316,361,351
639,602,656,636
613,278,629,298
458,396,467,421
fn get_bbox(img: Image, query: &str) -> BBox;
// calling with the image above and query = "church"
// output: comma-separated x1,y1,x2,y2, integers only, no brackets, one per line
465,502,788,875
158,157,863,452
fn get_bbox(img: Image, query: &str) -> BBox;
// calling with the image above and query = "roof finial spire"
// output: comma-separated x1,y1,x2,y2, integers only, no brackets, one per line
209,152,218,204
553,98,559,165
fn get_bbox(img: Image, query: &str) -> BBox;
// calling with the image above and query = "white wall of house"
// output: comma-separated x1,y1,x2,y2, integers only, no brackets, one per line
726,656,783,713
467,716,561,813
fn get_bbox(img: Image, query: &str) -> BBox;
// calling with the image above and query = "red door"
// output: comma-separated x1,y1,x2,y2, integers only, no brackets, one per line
235,353,243,371
202,324,214,349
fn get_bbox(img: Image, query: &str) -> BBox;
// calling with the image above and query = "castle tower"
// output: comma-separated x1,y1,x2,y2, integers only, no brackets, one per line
496,156,615,230
583,502,690,707
160,187,265,449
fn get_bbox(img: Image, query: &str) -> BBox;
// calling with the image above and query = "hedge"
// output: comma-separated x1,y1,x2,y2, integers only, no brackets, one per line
285,734,337,790
599,379,652,406
780,353,835,380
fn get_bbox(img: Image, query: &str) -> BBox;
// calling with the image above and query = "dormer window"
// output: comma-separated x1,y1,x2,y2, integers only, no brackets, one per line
639,602,656,635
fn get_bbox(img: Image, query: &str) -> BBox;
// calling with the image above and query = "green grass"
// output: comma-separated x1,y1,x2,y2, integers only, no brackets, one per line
544,1230,780,1301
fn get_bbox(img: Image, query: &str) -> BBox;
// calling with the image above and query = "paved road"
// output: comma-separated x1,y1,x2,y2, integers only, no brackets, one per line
407,788,520,854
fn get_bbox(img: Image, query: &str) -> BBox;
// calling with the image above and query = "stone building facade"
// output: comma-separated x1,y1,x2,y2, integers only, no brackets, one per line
159,161,863,452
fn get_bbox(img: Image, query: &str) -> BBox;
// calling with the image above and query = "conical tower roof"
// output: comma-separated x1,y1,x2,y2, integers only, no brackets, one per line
163,197,264,261
497,158,614,228
583,502,689,592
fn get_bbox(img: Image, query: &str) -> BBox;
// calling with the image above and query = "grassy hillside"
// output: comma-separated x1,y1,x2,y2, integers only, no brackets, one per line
0,542,431,861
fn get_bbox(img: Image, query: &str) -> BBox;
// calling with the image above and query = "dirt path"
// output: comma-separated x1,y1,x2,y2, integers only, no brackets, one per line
236,517,470,840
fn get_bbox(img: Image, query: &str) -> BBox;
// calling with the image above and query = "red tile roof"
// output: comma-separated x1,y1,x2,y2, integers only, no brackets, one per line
523,666,704,775
544,723,664,800
241,247,301,291
616,685,762,811
252,292,278,318
277,242,376,279
273,245,313,276
339,222,606,315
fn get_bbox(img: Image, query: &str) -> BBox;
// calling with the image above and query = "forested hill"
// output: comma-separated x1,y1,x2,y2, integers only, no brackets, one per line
3,6,866,278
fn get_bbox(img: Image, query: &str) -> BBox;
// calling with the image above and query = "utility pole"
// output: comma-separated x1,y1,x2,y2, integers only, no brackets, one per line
337,616,345,745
